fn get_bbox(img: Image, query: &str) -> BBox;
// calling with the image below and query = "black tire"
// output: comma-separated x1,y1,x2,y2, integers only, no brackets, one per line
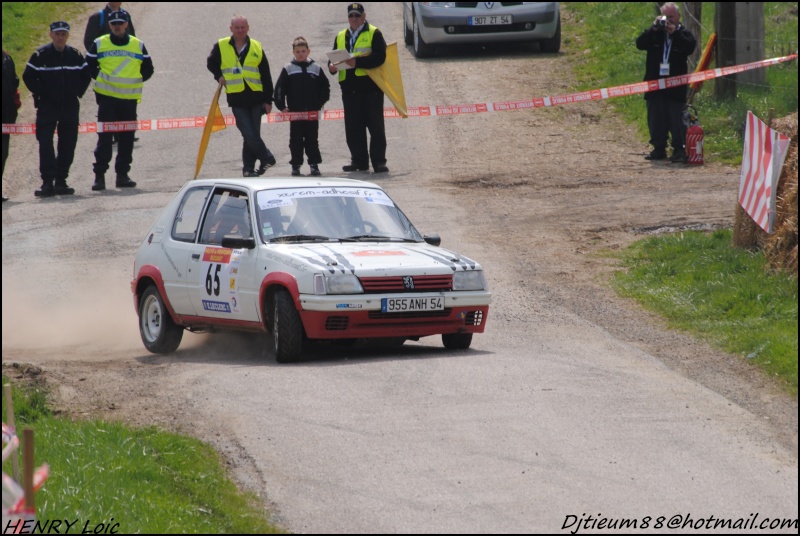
413,14,434,58
273,289,304,363
139,286,183,354
403,10,413,46
539,18,561,53
442,332,472,350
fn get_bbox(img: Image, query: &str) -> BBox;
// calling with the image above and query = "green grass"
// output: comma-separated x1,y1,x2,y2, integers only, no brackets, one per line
1,3,88,58
612,230,799,394
2,375,283,533
564,2,798,165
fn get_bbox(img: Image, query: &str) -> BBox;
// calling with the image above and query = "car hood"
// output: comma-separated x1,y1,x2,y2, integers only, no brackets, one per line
265,242,482,275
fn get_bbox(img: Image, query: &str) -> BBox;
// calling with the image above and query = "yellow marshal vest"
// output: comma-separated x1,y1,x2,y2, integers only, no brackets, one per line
219,38,264,93
336,25,377,82
94,34,144,102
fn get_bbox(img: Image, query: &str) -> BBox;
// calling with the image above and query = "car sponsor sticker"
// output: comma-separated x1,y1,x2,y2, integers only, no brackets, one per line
200,246,242,313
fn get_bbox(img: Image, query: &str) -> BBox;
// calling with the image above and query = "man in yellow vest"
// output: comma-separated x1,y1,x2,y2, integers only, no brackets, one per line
87,10,153,190
328,3,389,173
207,15,277,177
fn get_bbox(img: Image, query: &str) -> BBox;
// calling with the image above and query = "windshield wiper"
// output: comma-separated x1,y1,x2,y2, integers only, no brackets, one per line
341,235,419,242
270,234,331,243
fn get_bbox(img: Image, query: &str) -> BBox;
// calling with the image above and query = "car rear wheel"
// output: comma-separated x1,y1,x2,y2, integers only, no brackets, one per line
539,18,561,53
273,289,304,363
413,14,434,58
442,332,472,350
139,285,183,354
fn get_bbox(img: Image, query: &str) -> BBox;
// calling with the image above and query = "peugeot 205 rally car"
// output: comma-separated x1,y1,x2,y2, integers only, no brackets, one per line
132,178,491,362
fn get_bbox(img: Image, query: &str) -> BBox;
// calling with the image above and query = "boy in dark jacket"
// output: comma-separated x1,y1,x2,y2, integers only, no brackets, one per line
274,37,330,176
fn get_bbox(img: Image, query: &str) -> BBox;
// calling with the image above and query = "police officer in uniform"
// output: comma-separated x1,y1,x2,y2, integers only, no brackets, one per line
328,3,389,173
87,11,153,190
23,21,91,197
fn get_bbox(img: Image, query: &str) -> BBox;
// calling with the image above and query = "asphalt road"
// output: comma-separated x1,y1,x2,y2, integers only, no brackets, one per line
2,2,797,534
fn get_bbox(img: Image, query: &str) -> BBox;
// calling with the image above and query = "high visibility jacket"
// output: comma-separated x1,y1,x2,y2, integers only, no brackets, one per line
219,38,264,93
336,25,377,82
94,34,144,101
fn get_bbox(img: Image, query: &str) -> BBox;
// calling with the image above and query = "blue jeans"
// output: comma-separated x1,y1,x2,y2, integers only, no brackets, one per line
232,105,273,172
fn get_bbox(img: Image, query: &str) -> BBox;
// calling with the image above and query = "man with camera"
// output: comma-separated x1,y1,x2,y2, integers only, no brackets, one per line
636,2,696,163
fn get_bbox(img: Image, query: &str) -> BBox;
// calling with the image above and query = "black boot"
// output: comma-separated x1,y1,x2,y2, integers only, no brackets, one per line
34,179,55,198
92,174,106,191
116,174,137,188
55,179,75,195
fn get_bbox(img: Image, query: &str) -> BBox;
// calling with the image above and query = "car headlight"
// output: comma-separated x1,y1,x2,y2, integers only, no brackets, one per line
453,270,487,291
314,274,364,295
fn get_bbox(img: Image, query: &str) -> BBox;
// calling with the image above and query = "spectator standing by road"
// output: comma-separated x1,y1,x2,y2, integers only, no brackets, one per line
327,3,389,173
83,2,136,52
87,11,153,191
635,2,696,163
207,15,277,177
2,48,21,202
23,22,91,198
274,37,330,177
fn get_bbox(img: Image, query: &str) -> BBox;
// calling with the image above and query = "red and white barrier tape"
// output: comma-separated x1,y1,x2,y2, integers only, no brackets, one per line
3,53,796,135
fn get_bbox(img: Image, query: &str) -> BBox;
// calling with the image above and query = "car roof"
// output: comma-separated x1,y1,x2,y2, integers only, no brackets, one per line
187,177,384,191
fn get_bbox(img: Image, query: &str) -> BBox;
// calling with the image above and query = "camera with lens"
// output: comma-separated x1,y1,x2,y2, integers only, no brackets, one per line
656,16,668,27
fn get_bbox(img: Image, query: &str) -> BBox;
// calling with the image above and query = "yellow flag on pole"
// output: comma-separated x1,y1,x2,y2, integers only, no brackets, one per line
194,84,227,180
366,42,408,118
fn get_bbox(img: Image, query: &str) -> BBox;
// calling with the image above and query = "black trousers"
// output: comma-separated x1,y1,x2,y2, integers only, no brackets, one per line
93,96,137,177
646,94,685,152
1,133,9,178
35,104,80,184
289,120,321,167
342,90,386,168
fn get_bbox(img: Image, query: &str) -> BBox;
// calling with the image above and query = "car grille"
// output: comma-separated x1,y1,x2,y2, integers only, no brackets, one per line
367,309,452,320
453,2,525,7
325,316,350,330
359,275,453,293
448,22,535,34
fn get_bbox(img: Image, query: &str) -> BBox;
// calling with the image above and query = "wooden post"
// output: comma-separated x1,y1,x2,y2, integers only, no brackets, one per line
23,427,35,512
714,2,737,100
4,384,21,482
684,2,703,71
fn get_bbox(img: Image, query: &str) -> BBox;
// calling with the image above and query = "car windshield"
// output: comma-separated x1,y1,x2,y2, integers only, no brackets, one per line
255,187,424,243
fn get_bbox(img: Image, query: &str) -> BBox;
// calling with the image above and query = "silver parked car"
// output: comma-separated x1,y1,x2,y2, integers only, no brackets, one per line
403,2,561,58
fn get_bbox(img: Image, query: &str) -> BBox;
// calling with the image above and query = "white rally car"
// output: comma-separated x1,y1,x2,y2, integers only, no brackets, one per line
132,178,491,362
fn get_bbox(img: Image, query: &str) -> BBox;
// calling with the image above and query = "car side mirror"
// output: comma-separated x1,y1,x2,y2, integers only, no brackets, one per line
221,236,256,250
423,234,441,247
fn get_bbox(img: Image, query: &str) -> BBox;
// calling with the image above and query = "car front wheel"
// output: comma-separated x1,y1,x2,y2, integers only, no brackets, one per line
413,14,434,58
403,10,413,45
442,332,472,350
139,285,183,354
273,289,304,363
539,18,561,53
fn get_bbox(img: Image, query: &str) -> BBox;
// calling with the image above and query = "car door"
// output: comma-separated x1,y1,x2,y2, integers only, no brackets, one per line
188,187,258,321
160,185,212,316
